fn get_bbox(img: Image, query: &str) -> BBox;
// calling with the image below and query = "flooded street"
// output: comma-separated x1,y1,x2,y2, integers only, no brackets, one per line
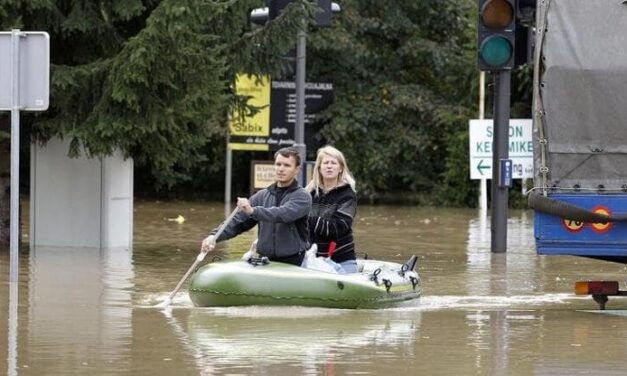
3,201,627,375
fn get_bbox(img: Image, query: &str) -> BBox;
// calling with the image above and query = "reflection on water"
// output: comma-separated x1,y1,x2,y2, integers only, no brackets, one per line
164,307,419,375
2,202,627,375
7,282,17,376
465,211,539,297
23,247,134,374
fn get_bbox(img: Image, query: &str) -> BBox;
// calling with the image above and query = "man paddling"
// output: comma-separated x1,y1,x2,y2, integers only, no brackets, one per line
201,147,312,266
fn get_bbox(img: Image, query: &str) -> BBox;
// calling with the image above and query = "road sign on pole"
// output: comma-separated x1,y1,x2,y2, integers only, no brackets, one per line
0,30,50,283
0,31,50,110
469,118,533,180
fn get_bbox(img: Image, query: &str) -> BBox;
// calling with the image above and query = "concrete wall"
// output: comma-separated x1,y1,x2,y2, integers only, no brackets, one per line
30,138,133,248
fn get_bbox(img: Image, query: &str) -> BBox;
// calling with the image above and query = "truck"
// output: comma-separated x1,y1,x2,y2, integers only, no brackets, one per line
530,0,627,309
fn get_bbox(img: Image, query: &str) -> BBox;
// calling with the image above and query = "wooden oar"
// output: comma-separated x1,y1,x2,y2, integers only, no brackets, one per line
156,207,240,307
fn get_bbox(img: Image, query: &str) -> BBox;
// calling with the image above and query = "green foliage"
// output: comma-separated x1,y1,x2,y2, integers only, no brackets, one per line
30,0,232,186
233,0,318,78
0,0,533,207
307,0,476,202
435,127,477,207
1,0,309,189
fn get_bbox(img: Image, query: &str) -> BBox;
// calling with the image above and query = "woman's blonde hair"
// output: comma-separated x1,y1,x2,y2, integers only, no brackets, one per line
306,145,356,194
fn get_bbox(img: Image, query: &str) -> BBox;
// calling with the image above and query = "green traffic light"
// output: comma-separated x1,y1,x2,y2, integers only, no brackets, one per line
479,35,512,68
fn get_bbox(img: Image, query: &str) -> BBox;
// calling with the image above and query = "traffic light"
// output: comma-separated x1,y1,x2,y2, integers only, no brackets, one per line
477,0,516,71
269,0,293,20
514,23,534,66
270,0,333,24
251,0,339,26
514,0,536,67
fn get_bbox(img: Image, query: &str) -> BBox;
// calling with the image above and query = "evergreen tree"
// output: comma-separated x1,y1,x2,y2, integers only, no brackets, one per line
0,0,521,249
0,0,315,247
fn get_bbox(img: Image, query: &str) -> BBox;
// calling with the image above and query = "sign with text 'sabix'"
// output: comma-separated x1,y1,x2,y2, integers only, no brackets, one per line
229,74,333,151
469,119,533,180
230,74,272,151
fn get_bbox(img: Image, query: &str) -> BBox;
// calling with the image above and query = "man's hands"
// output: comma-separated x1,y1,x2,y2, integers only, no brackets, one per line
201,234,216,254
237,197,254,215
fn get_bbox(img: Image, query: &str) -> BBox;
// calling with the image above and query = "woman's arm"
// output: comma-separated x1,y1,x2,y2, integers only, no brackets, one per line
309,195,356,240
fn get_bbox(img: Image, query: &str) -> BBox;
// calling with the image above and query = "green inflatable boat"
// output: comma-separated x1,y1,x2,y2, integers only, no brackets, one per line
188,256,421,309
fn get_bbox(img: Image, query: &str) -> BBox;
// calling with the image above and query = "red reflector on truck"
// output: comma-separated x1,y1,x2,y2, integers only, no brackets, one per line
575,281,619,295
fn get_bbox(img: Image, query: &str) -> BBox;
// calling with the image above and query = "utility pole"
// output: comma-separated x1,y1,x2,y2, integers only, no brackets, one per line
490,71,511,253
250,0,340,186
477,0,516,253
294,27,307,186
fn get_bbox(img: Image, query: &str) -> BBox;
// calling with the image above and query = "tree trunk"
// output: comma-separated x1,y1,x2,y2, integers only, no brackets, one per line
0,115,10,251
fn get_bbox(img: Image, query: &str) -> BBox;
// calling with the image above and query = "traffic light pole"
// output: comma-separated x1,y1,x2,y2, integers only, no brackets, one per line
490,70,511,253
294,27,307,186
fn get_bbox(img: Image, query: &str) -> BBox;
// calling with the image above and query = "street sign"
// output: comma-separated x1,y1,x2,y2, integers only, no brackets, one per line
250,160,314,194
270,80,333,151
229,74,272,151
499,158,513,187
2,30,50,284
469,118,533,180
229,75,333,151
0,31,50,111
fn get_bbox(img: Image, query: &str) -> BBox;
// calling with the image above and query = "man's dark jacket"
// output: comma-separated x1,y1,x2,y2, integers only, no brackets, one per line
214,180,311,258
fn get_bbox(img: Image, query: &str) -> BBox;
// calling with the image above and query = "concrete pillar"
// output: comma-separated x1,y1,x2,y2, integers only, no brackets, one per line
30,138,133,249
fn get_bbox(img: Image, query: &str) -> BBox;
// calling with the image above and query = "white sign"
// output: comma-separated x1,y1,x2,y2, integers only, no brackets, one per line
0,31,50,111
469,119,533,180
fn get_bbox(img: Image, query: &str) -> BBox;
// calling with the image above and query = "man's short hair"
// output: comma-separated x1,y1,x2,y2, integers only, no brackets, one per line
274,147,301,166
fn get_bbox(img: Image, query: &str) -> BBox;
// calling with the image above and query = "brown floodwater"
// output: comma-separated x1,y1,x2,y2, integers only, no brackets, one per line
2,201,627,375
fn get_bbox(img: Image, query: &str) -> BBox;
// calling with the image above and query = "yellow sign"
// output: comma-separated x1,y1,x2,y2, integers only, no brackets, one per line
228,143,269,151
230,75,270,152
250,161,315,193
591,206,612,233
562,219,584,233
252,161,276,190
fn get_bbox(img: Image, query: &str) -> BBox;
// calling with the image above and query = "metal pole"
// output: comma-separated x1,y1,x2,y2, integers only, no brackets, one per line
479,71,488,216
10,29,21,282
224,112,232,216
490,70,511,253
224,145,232,217
294,27,307,186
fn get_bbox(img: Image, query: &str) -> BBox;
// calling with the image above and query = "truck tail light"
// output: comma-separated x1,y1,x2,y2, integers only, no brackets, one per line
575,281,619,295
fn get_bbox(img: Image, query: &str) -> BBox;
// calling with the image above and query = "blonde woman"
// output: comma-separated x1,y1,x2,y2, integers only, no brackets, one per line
305,145,358,273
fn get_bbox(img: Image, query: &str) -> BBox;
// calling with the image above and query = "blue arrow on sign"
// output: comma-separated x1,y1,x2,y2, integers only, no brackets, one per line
477,159,490,175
